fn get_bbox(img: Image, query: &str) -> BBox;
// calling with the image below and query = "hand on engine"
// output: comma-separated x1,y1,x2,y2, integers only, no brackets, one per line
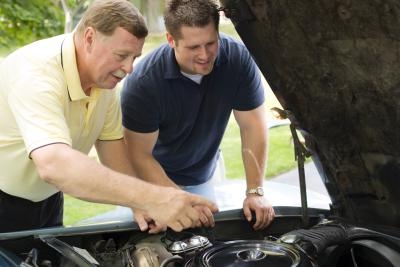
142,187,218,232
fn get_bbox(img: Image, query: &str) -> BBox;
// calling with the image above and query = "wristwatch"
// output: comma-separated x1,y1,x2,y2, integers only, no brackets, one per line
246,186,264,196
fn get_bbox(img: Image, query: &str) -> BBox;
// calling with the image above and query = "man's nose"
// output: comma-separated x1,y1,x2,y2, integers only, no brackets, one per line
198,46,209,59
122,57,135,74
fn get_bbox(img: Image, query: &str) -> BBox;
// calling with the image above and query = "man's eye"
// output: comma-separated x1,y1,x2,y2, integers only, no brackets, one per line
116,54,128,60
207,42,216,48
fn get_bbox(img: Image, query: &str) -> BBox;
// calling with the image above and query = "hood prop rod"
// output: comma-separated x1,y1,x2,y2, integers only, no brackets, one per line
271,108,312,227
290,122,310,227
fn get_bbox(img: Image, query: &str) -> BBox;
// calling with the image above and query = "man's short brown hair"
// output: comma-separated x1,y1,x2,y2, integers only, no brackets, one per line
164,0,220,40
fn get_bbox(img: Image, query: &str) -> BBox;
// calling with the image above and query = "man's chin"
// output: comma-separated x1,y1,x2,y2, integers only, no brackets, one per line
106,78,124,89
196,68,213,76
98,82,119,90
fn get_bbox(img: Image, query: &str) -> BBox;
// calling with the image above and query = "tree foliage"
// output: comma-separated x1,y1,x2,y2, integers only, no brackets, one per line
0,0,165,51
0,0,64,49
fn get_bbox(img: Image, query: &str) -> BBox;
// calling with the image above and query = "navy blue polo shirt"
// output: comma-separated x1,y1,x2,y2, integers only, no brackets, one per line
121,34,264,186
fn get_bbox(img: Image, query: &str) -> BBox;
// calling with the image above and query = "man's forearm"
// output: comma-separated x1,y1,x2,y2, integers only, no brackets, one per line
131,155,179,188
32,143,164,208
95,139,137,177
240,124,268,189
242,143,267,188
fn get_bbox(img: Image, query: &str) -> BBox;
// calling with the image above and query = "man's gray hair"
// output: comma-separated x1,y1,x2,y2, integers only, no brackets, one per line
76,0,148,38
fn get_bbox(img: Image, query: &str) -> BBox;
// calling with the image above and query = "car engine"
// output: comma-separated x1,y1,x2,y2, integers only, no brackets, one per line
2,214,399,267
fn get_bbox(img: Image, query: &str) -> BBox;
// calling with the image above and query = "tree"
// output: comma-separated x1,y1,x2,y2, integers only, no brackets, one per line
0,0,64,48
60,0,91,33
140,0,164,33
0,0,165,50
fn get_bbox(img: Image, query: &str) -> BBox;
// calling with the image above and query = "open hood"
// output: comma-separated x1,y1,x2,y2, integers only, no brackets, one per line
220,0,400,227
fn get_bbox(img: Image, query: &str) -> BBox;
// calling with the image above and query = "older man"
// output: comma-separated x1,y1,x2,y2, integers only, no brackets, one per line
0,0,217,233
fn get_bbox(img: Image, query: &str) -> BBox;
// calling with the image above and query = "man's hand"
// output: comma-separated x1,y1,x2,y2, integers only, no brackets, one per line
142,187,218,232
193,205,215,228
133,208,167,234
243,196,275,230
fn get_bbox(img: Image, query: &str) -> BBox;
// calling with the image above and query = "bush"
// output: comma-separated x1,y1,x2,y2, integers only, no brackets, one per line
0,0,64,49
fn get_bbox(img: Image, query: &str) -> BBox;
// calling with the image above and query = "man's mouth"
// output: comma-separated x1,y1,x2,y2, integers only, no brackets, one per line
112,69,126,79
197,60,210,65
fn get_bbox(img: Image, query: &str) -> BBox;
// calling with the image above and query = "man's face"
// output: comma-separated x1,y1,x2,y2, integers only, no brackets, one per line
85,27,144,91
167,22,219,75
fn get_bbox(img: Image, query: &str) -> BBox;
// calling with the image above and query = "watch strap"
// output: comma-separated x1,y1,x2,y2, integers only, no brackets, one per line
246,186,264,196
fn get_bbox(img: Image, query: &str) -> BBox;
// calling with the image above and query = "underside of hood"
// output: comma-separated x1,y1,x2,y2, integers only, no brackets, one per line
220,0,400,227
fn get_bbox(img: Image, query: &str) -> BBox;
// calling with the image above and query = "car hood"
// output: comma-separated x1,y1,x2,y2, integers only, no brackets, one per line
220,0,400,227
65,180,330,226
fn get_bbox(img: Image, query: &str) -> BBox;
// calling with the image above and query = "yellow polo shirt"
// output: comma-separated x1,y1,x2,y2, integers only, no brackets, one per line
0,33,123,202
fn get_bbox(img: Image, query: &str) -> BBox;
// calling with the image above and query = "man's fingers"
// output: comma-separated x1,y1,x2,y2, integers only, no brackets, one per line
145,189,219,232
202,206,215,227
190,195,219,213
266,207,275,225
243,196,276,230
194,205,215,227
197,211,208,226
137,220,149,231
243,205,252,222
179,216,195,229
161,205,198,232
148,223,167,234
252,207,275,230
133,211,149,232
253,210,264,230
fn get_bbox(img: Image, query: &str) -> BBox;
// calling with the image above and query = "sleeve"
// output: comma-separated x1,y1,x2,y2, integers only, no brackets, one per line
120,73,161,133
233,45,265,111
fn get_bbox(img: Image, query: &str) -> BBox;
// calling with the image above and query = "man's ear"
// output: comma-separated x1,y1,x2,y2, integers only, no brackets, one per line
83,27,96,52
166,32,175,48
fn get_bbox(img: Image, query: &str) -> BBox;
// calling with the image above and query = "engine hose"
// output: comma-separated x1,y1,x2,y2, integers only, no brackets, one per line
278,223,348,258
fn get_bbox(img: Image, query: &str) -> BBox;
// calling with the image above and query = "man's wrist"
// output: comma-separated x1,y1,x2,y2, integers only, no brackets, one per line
246,186,264,196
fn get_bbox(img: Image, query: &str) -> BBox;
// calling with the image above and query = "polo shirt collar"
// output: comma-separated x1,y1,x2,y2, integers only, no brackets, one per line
163,35,228,80
215,34,228,66
61,33,88,101
163,47,182,79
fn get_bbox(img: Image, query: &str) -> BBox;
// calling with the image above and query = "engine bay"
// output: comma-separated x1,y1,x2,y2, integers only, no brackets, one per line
1,209,399,267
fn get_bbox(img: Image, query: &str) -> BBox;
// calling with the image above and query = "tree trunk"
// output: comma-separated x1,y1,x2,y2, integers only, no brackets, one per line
60,0,73,33
141,0,163,33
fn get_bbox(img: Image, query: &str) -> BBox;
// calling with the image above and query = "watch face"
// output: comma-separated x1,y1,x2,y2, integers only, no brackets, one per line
257,187,264,196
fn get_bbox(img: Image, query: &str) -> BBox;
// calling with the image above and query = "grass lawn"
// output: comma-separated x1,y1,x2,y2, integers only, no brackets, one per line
221,120,297,179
